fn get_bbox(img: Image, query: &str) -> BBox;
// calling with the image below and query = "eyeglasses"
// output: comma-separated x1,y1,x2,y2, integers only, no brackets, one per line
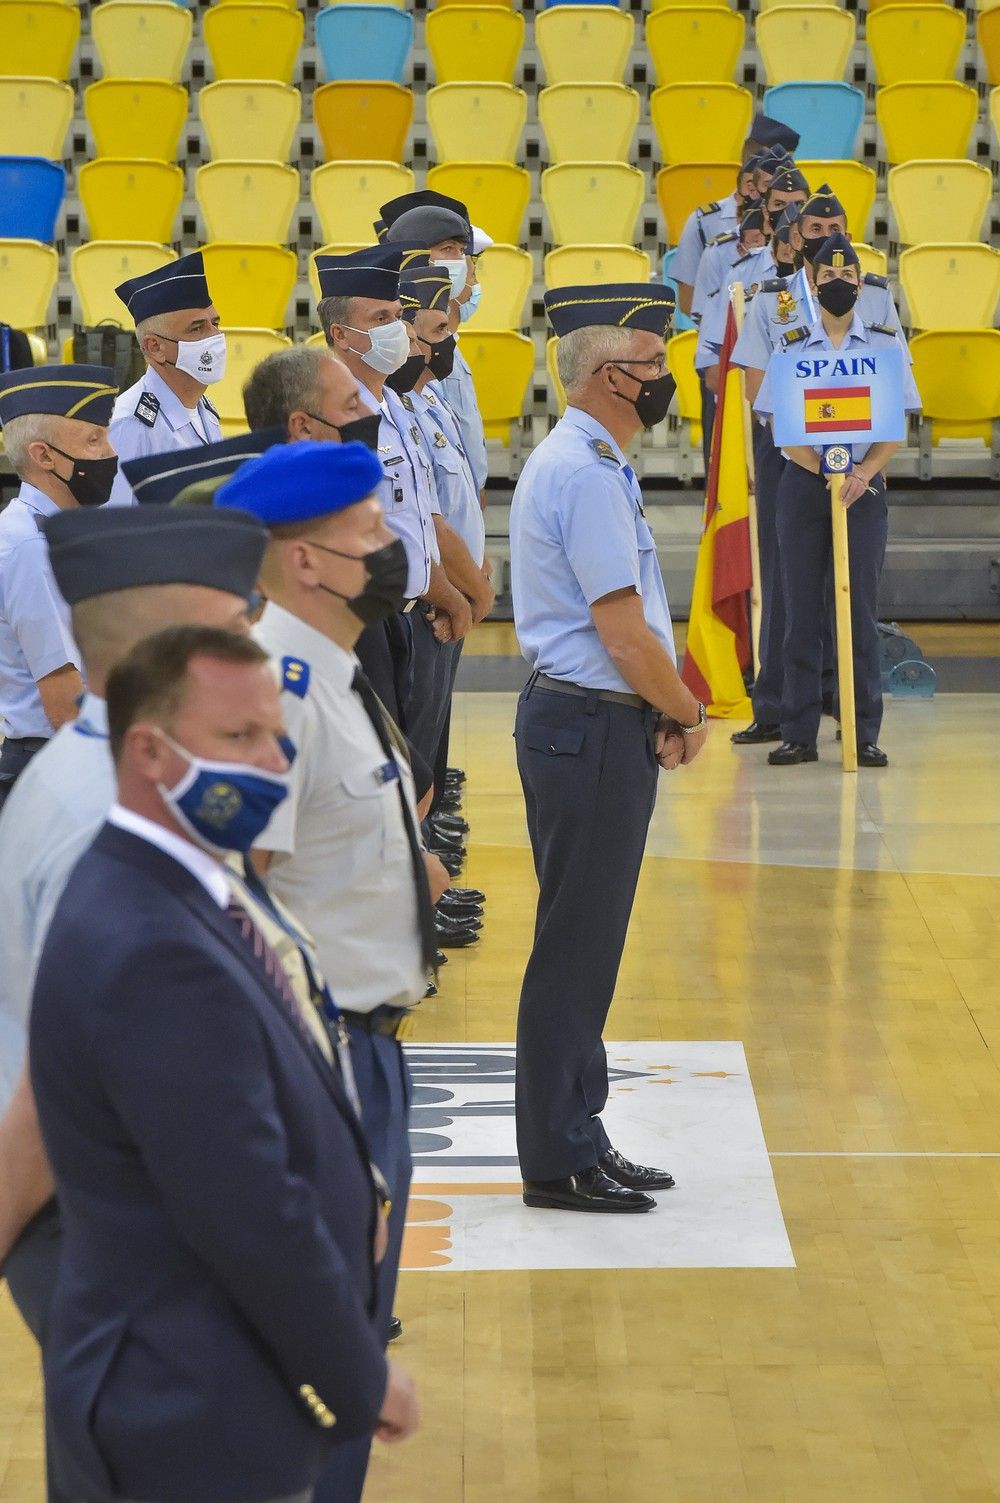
592,356,668,377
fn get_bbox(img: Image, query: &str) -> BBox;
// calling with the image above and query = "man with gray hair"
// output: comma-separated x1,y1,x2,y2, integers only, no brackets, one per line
108,251,225,504
509,284,707,1215
242,343,379,449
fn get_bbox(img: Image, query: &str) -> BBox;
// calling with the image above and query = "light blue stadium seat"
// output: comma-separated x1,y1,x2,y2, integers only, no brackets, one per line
0,157,65,241
762,82,864,162
662,248,695,332
315,5,414,84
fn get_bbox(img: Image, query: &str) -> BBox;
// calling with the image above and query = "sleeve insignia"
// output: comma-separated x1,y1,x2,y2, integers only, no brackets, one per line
280,656,310,698
135,392,160,427
709,230,738,246
590,438,620,464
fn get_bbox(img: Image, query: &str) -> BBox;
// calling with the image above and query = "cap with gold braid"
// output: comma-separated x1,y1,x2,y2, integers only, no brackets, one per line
800,182,846,222
543,283,675,338
811,231,859,272
399,263,452,320
0,364,118,427
313,244,406,301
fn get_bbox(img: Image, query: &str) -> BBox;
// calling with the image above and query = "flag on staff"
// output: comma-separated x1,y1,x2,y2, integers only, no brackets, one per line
680,303,753,719
803,384,872,434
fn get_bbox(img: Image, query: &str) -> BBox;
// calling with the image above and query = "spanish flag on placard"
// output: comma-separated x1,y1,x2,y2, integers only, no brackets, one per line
803,384,872,434
681,304,752,719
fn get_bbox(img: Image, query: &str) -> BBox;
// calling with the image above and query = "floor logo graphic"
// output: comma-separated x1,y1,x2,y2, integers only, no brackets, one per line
401,1042,794,1271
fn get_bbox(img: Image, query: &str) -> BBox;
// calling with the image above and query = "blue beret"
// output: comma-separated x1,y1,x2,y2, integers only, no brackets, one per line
314,244,406,302
121,426,288,505
812,231,859,270
0,364,118,427
44,505,267,605
543,283,675,338
115,250,214,324
214,440,384,525
749,112,800,154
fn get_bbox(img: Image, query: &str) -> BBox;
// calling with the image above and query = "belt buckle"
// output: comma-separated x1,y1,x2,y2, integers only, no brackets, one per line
394,1012,417,1041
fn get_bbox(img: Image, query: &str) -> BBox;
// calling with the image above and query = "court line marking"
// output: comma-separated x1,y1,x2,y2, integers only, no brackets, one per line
770,1151,1000,1158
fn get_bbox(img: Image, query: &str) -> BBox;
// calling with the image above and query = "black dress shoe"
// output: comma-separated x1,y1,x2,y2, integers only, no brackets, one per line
435,924,480,949
432,813,469,835
522,1165,655,1214
438,900,483,922
433,949,449,967
436,910,482,933
599,1147,675,1192
768,741,818,765
437,853,464,877
858,742,888,768
448,887,485,903
731,720,781,745
446,766,466,783
430,828,465,854
388,1315,402,1342
424,979,438,997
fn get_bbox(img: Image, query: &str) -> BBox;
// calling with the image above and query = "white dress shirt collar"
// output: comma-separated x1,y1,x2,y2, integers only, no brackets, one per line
107,803,230,907
260,601,358,693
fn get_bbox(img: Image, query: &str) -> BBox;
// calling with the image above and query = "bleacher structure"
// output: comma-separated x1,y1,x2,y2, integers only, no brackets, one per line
1,0,998,617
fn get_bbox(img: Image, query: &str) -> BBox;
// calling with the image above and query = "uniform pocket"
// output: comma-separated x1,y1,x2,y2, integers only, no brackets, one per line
523,725,586,757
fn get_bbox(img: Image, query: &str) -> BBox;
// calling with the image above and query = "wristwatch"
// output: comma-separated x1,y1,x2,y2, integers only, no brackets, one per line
678,701,707,735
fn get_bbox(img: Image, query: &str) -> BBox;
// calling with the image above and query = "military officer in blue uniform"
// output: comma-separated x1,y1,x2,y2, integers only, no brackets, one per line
510,282,706,1215
753,234,922,768
0,364,119,806
691,202,769,324
108,250,225,506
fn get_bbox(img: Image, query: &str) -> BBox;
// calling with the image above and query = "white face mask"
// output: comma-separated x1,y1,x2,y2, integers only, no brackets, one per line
344,318,411,376
173,331,227,385
434,258,468,301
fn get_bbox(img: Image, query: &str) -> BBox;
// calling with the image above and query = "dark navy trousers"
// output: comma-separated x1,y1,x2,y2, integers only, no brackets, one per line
514,684,659,1183
405,606,448,772
311,1027,411,1503
776,462,888,748
750,423,788,726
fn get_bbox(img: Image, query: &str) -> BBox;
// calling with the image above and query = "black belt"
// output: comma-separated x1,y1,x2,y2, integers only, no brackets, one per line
1,736,48,753
533,673,647,710
340,1006,416,1039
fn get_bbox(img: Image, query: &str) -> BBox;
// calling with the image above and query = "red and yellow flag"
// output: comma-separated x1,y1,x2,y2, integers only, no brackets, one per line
681,304,753,719
803,384,872,434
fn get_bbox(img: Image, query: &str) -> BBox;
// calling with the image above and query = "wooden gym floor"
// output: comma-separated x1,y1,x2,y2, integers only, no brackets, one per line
4,624,1000,1502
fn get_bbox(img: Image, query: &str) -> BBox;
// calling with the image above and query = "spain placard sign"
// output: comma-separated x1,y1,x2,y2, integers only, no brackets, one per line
768,343,906,448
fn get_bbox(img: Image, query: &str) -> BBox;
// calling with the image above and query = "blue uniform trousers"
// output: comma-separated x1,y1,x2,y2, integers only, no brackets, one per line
0,735,46,811
430,639,463,814
311,1026,410,1503
750,423,787,726
405,606,448,771
513,683,659,1183
776,462,888,747
698,374,716,475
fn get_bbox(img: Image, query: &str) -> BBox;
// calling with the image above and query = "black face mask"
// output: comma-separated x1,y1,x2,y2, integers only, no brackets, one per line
609,366,677,430
311,536,409,626
46,443,117,508
335,413,381,451
802,232,838,265
774,259,795,280
384,352,426,396
815,278,859,317
421,332,456,382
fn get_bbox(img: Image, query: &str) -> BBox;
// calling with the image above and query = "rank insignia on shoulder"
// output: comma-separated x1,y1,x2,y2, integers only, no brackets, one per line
710,230,738,246
433,431,447,448
761,278,787,294
135,392,160,427
424,391,437,406
202,396,219,420
281,656,310,698
863,272,888,288
400,394,414,411
865,323,895,337
697,201,721,217
591,438,620,464
780,326,810,348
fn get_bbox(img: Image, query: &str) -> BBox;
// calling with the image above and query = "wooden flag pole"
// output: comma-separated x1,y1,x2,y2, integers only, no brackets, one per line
824,450,858,774
729,281,762,676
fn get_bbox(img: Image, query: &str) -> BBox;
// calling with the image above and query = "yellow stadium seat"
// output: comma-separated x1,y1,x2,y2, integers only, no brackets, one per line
92,1,192,85
992,85,1000,149
0,78,72,158
538,84,639,166
427,84,527,164
426,5,525,85
535,5,635,86
758,0,841,8
876,82,978,164
308,244,367,303
868,4,965,85
542,162,645,246
666,330,703,450
888,160,992,245
869,0,950,7
544,244,651,289
428,162,530,245
756,5,855,85
313,81,413,163
196,162,299,245
652,0,741,6
85,79,187,162
311,161,414,244
303,331,328,349
656,162,738,245
854,242,888,277
0,239,58,330
979,6,1000,85
909,329,1000,445
199,81,301,163
434,0,512,7
78,159,184,243
545,335,566,416
459,329,533,443
797,160,876,237
651,82,752,165
203,3,304,85
646,6,745,85
201,242,297,330
899,244,1000,329
213,328,293,435
0,2,79,80
464,244,532,330
71,241,177,327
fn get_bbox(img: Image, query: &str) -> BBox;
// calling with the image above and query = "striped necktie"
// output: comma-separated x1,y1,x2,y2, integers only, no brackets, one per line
224,896,320,1050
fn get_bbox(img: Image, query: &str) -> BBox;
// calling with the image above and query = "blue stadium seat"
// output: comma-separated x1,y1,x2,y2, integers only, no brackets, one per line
762,82,864,161
662,248,695,332
315,5,414,84
0,156,65,241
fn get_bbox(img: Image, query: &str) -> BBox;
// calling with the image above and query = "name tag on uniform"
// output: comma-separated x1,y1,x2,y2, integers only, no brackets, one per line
375,760,400,786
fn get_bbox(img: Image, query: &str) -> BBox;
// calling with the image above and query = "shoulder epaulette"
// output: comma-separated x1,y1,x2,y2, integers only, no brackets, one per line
780,326,810,348
202,396,219,420
281,656,310,698
761,278,787,294
863,272,889,288
709,230,738,246
696,200,721,218
590,438,620,465
134,391,159,427
865,323,896,337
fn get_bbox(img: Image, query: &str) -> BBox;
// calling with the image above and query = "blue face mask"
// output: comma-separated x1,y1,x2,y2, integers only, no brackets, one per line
458,283,482,323
157,730,291,853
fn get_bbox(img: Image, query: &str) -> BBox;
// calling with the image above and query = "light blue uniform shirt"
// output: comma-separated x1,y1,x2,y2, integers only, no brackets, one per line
733,267,910,376
510,407,676,693
108,365,223,506
0,692,112,1114
670,192,740,289
409,385,486,567
691,232,749,322
695,245,777,372
0,484,80,738
437,343,488,491
753,312,922,463
359,384,439,600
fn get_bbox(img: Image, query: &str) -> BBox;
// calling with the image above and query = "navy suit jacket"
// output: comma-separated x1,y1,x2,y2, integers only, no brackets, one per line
29,824,388,1503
